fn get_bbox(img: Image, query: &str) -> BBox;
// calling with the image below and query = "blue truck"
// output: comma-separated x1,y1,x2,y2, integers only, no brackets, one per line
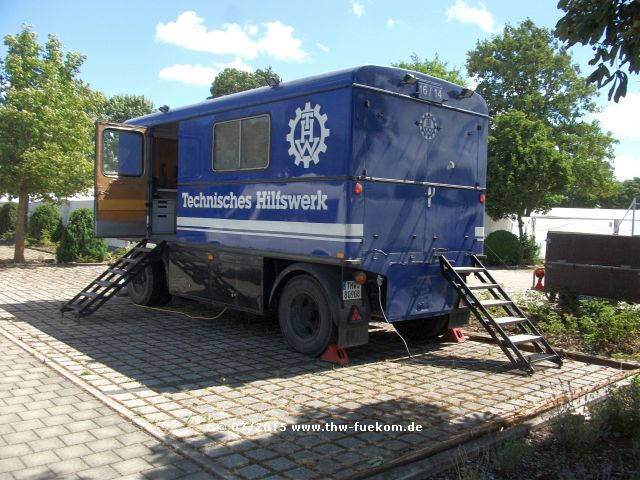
89,65,489,357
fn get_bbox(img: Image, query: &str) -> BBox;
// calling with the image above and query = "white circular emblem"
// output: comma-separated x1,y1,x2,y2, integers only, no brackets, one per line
418,113,438,140
286,102,330,168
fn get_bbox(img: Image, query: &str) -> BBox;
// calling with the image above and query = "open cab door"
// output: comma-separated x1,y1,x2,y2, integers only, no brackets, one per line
95,122,148,238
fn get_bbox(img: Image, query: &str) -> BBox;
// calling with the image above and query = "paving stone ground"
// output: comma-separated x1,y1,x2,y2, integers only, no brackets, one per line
0,324,210,479
0,246,636,479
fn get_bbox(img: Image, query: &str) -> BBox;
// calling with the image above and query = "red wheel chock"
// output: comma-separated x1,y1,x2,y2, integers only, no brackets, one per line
443,328,466,343
321,344,350,366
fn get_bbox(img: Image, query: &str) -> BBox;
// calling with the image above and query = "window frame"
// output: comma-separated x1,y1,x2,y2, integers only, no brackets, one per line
212,113,271,172
100,128,145,178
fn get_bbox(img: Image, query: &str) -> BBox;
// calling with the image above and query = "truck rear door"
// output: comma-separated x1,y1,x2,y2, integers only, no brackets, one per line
94,122,148,237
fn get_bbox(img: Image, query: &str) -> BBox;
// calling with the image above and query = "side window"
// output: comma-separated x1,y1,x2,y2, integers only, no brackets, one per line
102,129,143,176
213,115,270,171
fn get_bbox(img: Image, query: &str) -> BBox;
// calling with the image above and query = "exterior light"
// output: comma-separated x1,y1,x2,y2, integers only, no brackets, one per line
457,88,474,99
354,182,363,195
353,271,367,285
266,76,281,87
401,73,418,85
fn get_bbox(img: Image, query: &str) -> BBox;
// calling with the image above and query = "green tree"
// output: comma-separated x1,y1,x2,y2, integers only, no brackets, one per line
555,0,640,102
392,53,467,85
209,67,280,98
0,26,103,262
558,121,618,207
467,19,595,123
603,177,640,208
487,110,569,238
466,20,617,228
101,94,155,123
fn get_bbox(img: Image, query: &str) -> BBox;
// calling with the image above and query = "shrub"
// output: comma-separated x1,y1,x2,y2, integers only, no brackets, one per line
593,376,640,440
524,295,640,356
28,203,62,244
551,413,601,456
492,438,533,473
519,233,540,265
0,202,18,236
484,230,521,266
56,208,107,263
574,300,640,355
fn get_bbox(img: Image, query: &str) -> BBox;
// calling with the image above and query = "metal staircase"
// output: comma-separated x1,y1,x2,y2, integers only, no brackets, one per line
439,254,562,374
60,240,166,318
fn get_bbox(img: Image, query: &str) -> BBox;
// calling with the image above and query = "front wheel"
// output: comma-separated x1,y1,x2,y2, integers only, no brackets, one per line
127,261,171,306
278,275,337,356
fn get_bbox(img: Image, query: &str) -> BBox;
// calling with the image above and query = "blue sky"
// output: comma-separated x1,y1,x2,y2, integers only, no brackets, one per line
1,0,638,181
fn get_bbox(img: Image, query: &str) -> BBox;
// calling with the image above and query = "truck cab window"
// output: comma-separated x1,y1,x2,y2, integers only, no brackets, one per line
102,129,143,176
213,115,269,171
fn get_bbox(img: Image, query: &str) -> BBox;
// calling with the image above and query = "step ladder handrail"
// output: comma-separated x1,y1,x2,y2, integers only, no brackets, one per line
469,255,560,346
60,240,166,317
438,255,525,367
438,254,562,373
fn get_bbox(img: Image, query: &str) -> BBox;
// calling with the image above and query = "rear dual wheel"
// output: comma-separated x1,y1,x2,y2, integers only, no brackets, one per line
278,275,337,356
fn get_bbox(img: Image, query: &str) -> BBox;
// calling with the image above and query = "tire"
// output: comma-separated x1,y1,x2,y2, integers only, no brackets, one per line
393,315,448,340
278,275,337,356
127,261,171,306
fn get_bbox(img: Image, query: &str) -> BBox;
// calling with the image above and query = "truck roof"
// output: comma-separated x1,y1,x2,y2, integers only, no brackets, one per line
127,65,487,127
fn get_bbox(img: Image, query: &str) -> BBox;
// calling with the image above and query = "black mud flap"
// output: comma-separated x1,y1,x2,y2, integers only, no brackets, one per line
337,284,371,348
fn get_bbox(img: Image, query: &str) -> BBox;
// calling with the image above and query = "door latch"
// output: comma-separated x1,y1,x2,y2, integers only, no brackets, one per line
426,187,436,208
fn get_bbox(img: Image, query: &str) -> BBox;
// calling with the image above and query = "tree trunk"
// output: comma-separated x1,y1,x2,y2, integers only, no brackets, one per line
517,213,524,240
13,188,29,263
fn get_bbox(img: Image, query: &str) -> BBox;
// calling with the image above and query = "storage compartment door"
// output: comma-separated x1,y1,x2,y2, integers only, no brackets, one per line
95,122,148,237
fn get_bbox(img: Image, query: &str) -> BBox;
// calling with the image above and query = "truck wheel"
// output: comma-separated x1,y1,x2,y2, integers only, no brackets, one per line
127,261,171,306
393,315,448,340
278,275,337,356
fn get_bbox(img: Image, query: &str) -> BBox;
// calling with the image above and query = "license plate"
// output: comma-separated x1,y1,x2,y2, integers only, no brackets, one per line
342,281,362,301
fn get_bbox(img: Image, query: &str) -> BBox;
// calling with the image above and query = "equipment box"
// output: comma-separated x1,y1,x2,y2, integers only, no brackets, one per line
152,199,175,234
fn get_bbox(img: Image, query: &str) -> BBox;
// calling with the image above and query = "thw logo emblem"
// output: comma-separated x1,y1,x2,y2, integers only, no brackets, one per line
286,102,330,168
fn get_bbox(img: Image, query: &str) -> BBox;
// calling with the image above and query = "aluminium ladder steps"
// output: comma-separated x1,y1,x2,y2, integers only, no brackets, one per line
60,240,165,318
467,283,500,290
439,254,562,374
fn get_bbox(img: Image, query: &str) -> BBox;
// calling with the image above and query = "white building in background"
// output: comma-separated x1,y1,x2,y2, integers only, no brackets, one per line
485,207,639,258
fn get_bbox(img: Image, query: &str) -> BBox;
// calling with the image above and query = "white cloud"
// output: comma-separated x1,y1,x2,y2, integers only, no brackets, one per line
259,21,308,61
156,12,259,58
213,58,253,73
316,42,329,53
155,11,308,61
446,1,495,33
387,18,400,28
352,1,365,17
612,153,640,181
158,64,219,87
595,93,640,141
